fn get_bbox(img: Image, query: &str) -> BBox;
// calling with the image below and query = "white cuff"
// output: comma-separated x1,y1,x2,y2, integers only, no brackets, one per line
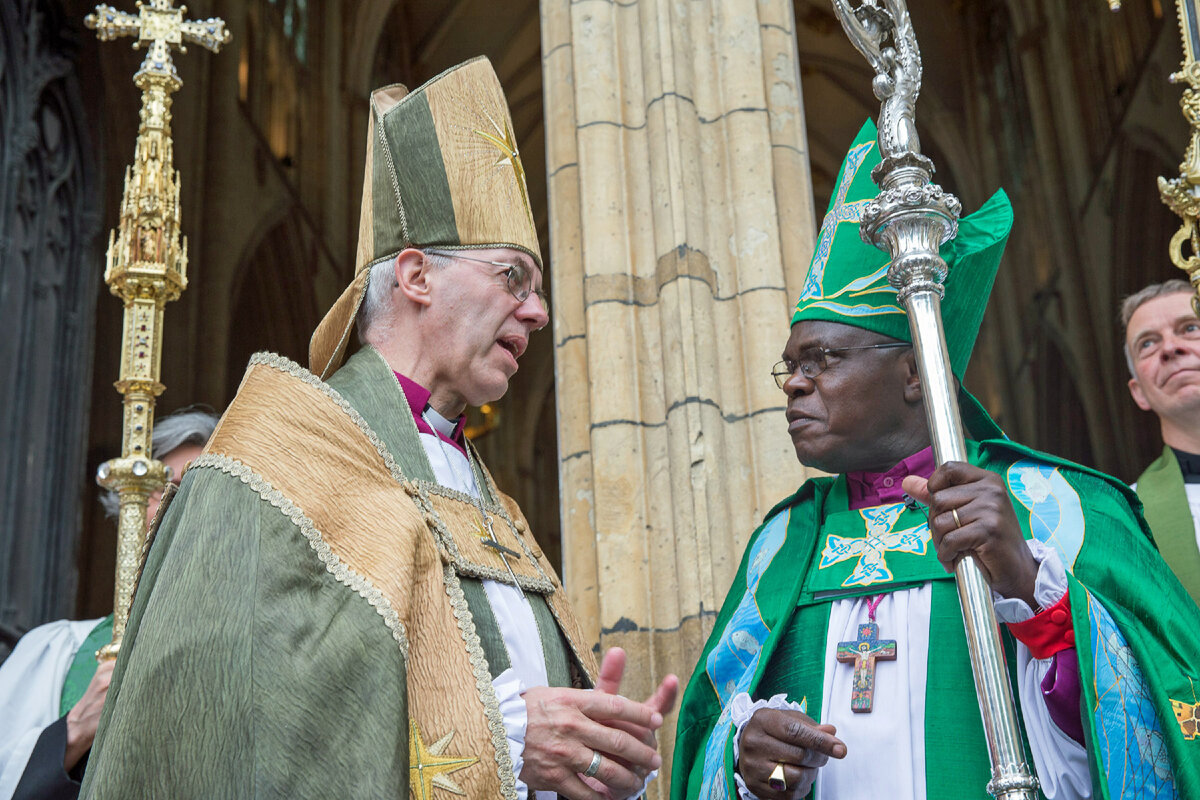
729,692,806,800
494,668,530,800
993,539,1068,625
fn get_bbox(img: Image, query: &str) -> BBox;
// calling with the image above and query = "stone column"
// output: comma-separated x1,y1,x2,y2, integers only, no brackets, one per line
540,0,816,785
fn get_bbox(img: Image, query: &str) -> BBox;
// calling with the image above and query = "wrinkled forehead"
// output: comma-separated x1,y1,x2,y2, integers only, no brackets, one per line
785,319,886,353
1127,290,1198,340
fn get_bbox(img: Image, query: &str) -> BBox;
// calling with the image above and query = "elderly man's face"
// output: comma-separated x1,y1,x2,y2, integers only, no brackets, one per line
423,247,549,412
1126,291,1200,419
780,320,919,474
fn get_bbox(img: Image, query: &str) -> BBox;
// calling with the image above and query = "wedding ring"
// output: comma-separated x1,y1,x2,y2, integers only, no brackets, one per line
951,507,963,529
768,763,787,792
583,750,602,778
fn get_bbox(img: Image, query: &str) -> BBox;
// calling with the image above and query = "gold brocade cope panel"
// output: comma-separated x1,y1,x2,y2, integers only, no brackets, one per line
417,486,555,589
202,354,596,798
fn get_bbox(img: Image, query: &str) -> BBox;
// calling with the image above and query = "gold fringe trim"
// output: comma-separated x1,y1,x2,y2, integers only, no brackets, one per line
191,453,411,660
443,564,519,800
248,352,550,591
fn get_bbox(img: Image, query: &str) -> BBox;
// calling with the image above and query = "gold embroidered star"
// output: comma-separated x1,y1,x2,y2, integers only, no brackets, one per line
410,720,478,798
474,113,535,228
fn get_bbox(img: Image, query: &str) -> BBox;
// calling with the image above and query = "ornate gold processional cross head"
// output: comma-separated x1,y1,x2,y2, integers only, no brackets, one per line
1108,1,1200,310
1158,1,1200,312
86,0,231,83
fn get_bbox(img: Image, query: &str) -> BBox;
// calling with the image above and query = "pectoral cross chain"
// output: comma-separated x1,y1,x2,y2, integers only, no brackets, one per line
476,515,525,598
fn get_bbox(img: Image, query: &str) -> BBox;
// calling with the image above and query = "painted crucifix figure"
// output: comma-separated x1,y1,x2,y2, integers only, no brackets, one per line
836,616,897,713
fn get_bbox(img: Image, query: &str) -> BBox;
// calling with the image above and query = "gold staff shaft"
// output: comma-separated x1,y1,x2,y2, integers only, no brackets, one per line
85,1,229,660
1157,0,1200,311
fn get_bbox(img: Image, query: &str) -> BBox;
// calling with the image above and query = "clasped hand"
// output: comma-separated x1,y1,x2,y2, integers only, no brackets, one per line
65,658,115,771
736,708,846,799
520,647,678,800
902,460,1039,607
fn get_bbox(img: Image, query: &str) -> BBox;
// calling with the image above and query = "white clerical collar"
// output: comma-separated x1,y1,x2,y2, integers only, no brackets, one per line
422,406,458,439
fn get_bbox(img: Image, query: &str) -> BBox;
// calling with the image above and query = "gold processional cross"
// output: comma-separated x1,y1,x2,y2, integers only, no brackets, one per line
1108,0,1200,311
85,0,230,659
88,1,231,59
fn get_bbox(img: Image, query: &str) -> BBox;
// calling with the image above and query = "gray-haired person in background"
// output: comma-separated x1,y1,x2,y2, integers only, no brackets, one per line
0,408,218,800
1121,279,1200,608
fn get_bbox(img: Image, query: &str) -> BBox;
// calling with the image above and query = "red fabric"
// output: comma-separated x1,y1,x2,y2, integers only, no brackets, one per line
1006,592,1074,659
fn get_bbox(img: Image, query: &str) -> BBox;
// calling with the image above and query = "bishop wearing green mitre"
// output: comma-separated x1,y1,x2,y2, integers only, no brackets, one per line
671,121,1200,800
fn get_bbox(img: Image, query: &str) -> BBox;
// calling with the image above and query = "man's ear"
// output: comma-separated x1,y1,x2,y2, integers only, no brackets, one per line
902,349,924,403
1128,376,1153,412
394,248,434,307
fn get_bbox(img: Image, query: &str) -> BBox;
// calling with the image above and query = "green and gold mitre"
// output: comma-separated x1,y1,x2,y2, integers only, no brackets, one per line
311,57,541,377
793,119,1013,377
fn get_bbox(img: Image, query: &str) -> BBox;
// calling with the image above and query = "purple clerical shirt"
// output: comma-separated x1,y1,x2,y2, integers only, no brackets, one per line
843,446,1085,744
393,372,468,457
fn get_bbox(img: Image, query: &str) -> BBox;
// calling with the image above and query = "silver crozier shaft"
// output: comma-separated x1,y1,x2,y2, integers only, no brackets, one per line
830,1,1040,795
904,290,1038,799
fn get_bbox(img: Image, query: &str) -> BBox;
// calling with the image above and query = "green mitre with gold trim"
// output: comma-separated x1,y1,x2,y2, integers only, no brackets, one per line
793,119,1013,377
311,56,540,378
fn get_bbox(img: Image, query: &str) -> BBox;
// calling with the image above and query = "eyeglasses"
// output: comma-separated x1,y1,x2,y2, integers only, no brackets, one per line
771,342,911,389
425,250,548,309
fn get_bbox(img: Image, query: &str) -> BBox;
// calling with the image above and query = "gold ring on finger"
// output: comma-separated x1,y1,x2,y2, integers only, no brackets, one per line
768,763,787,792
951,507,963,529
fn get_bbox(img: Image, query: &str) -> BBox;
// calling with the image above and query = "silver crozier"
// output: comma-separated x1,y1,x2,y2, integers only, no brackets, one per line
829,2,1040,797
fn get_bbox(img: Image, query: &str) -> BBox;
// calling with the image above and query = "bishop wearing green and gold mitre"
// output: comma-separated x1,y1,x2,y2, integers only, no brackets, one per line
671,121,1200,800
80,58,675,800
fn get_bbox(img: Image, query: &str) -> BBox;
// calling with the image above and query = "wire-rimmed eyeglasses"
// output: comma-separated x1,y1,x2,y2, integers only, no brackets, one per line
425,250,548,309
771,342,911,389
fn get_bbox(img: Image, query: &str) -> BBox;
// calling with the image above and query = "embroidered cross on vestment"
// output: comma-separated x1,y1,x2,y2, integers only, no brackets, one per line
820,505,930,587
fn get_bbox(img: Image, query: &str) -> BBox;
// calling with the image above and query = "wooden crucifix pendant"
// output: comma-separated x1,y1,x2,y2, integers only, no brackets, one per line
836,621,897,713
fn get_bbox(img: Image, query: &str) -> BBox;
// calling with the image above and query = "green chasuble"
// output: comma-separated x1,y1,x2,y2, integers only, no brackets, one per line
1134,447,1200,607
673,429,1200,800
80,349,591,799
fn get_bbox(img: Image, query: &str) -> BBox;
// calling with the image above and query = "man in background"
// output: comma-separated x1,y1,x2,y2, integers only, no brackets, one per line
1121,279,1200,607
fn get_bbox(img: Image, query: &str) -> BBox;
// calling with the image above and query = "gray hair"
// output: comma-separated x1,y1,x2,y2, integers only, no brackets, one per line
99,408,219,517
1119,279,1194,375
356,251,453,344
